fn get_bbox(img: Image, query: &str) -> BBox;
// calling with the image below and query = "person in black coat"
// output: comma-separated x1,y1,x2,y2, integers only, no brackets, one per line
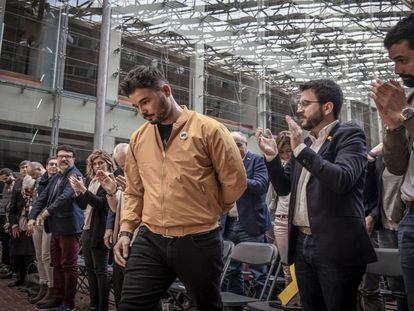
69,150,116,311
9,175,35,287
257,79,376,311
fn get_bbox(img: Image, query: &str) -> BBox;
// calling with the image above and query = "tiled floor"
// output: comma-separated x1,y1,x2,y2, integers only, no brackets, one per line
0,277,116,311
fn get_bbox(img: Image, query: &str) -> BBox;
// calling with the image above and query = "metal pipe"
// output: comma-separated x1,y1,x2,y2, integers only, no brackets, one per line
0,0,5,56
50,1,69,156
94,0,112,150
52,2,63,90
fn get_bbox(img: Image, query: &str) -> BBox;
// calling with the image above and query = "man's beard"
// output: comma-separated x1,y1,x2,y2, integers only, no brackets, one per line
300,107,325,131
146,95,171,124
400,74,414,88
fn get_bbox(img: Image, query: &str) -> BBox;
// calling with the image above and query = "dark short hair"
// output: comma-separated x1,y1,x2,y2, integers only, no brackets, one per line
56,145,77,158
46,156,57,165
119,65,168,96
384,13,414,50
19,160,30,168
299,79,343,119
0,168,13,176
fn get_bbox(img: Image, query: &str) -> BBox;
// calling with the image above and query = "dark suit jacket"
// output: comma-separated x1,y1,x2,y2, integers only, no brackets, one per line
76,178,109,249
233,151,271,237
9,179,25,227
30,166,84,235
363,160,381,227
266,122,376,266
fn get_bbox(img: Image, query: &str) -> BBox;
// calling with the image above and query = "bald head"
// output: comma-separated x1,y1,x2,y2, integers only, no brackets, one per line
113,143,129,170
231,131,248,159
27,161,45,179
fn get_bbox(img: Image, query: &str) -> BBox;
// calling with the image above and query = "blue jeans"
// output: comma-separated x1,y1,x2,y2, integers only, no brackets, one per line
223,218,267,296
398,208,414,311
294,232,365,311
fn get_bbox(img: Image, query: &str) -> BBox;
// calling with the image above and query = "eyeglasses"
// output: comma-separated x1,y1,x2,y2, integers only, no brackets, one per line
57,155,73,159
297,100,320,109
48,162,58,166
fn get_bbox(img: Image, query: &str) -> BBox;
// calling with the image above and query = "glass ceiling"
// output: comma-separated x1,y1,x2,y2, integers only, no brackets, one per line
78,0,413,101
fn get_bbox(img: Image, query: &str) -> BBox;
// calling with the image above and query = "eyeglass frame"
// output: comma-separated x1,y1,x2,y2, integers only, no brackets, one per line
57,154,74,160
297,100,321,109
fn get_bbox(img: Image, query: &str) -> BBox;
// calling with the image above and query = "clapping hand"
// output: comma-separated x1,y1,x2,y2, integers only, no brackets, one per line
69,175,86,194
369,80,407,130
116,175,126,192
96,170,117,195
285,116,304,151
256,128,278,157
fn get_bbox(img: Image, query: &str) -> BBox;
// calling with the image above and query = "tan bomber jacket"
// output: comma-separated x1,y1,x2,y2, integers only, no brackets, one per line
120,106,247,237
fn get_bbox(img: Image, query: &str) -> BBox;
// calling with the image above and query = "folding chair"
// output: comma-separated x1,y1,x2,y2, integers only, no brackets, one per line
167,240,235,310
221,242,279,308
366,248,403,277
77,247,89,295
365,248,406,303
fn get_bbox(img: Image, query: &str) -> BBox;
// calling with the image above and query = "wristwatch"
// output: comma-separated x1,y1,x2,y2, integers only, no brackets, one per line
106,188,118,197
118,231,133,240
401,107,414,122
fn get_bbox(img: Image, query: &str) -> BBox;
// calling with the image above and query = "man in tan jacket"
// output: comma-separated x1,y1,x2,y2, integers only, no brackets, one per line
369,13,414,310
113,65,247,311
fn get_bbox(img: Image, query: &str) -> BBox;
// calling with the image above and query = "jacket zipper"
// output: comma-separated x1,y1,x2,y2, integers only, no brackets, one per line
161,149,166,227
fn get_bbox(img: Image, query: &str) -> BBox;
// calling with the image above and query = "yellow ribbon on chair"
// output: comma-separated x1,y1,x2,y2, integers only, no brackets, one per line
277,264,299,306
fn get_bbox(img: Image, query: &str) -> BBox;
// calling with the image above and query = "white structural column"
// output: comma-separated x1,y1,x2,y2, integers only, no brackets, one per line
346,99,352,122
190,43,205,114
94,0,112,150
102,26,122,153
106,27,122,104
258,77,267,130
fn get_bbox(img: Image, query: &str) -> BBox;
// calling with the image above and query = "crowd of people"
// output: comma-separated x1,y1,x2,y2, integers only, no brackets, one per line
0,12,413,311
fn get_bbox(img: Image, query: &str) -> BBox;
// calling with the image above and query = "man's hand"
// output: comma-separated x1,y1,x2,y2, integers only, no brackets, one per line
369,80,407,130
69,175,87,194
104,229,113,249
286,116,304,151
116,175,127,192
3,222,10,233
370,143,383,157
12,226,19,238
114,235,131,268
40,209,50,221
96,170,117,195
26,219,36,236
256,128,278,157
365,215,376,235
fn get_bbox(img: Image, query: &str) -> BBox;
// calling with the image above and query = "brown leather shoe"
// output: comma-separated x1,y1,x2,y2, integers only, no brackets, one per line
29,284,47,304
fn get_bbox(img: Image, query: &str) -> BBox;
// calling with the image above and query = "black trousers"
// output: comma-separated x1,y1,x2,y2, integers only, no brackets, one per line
119,226,224,311
0,215,10,266
82,231,109,311
112,260,124,308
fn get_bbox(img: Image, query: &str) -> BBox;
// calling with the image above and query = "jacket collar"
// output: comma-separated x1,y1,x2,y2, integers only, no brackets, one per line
60,165,77,179
243,151,252,163
174,106,191,126
316,122,341,155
